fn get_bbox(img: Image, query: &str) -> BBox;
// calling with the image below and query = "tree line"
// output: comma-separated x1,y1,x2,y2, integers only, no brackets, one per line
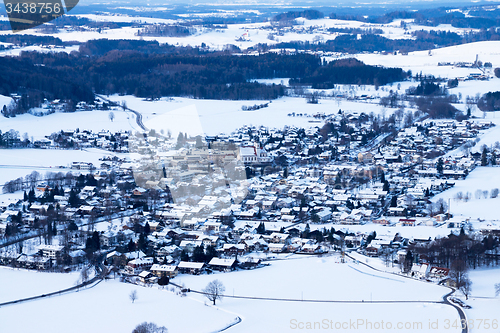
275,28,500,54
273,10,324,22
1,48,406,114
330,7,500,30
289,58,406,88
409,229,500,270
136,24,195,37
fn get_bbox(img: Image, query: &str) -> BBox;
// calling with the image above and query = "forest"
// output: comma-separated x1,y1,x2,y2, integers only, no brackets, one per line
276,27,500,54
136,24,195,37
409,229,500,270
0,47,406,116
0,34,72,46
478,91,500,111
273,10,324,22
289,58,406,88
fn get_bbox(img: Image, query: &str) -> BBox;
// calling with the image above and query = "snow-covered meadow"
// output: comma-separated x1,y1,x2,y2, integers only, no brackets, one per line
432,166,500,221
174,254,460,333
0,108,141,140
0,148,119,184
337,40,500,80
0,254,461,333
0,94,394,140
0,266,80,303
0,278,237,333
457,267,500,333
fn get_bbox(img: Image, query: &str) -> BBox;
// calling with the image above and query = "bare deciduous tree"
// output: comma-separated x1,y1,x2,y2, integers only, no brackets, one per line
460,278,472,300
132,322,168,333
454,191,463,201
450,260,472,300
203,279,225,305
80,266,90,284
109,111,115,122
130,290,138,303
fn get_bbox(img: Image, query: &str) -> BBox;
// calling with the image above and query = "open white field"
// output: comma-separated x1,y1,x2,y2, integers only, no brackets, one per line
0,107,140,140
174,254,460,333
350,41,500,79
0,266,79,303
0,148,115,168
457,267,500,333
0,95,398,140
468,116,500,152
0,44,80,56
0,95,13,110
468,267,500,298
178,255,447,301
432,166,500,221
0,148,119,184
0,254,461,333
108,95,395,137
0,278,237,333
222,300,457,333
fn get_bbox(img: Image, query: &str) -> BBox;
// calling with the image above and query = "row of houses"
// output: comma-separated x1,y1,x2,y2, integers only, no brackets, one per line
123,256,255,281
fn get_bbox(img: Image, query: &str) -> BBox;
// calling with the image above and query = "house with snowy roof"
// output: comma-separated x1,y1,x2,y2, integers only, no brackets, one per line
208,258,237,272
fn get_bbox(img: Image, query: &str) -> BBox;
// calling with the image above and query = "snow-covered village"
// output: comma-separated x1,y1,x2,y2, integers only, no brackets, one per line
1,1,500,332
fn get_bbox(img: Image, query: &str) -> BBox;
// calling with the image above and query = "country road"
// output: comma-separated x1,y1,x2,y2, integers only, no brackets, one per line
169,253,468,333
96,94,148,132
442,290,468,333
345,252,468,333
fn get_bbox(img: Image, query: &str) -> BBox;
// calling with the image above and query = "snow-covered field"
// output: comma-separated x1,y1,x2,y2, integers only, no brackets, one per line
0,95,13,110
0,108,141,140
179,254,445,301
0,95,399,139
468,267,500,298
459,267,500,333
350,41,500,79
0,254,461,333
0,266,80,303
0,148,115,169
432,166,500,221
107,95,394,137
0,278,237,333
175,254,460,333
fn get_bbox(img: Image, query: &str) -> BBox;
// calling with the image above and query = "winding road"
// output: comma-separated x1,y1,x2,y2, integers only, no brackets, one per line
168,252,469,332
345,252,467,333
96,94,148,132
